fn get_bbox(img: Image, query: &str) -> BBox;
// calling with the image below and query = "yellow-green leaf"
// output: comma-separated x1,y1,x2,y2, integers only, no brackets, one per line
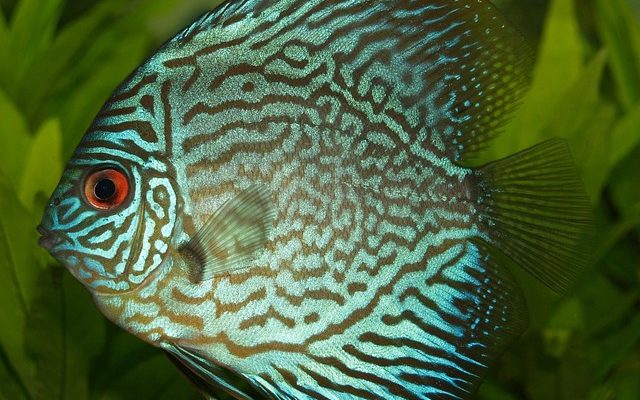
18,118,62,210
0,174,38,398
0,90,31,190
609,103,640,170
596,0,640,109
491,0,586,157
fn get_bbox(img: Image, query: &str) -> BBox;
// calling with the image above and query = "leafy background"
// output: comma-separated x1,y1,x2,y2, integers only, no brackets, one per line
0,0,638,399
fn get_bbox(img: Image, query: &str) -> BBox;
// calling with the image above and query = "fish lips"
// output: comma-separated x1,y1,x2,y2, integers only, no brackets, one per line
37,224,61,251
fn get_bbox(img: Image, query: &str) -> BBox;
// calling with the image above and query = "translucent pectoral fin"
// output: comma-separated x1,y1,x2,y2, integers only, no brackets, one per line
178,185,276,283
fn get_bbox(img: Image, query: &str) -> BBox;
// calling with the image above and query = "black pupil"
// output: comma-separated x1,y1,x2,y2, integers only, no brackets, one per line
94,178,116,200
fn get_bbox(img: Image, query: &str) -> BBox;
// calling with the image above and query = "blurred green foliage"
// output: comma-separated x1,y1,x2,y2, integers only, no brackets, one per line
0,0,638,399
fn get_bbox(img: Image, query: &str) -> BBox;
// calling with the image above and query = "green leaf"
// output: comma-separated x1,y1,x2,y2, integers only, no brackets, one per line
577,272,634,336
491,0,586,157
543,297,584,357
477,381,520,400
0,5,7,50
25,270,107,400
595,0,640,109
0,349,29,400
91,332,199,400
609,144,640,215
594,312,640,380
546,49,609,138
609,103,640,170
0,90,31,190
592,202,640,266
62,274,107,400
0,174,38,398
611,368,640,400
59,35,150,155
25,268,66,400
17,2,120,124
6,0,66,97
18,118,63,210
105,354,200,399
0,5,9,89
0,3,6,30
551,50,617,199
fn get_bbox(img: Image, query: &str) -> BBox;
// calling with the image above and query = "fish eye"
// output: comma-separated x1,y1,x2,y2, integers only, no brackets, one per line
83,168,129,210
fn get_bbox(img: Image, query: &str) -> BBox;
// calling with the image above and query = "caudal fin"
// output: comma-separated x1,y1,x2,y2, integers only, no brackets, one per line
475,139,593,293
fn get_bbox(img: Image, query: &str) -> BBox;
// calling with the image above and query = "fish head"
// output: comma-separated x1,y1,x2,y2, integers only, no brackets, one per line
38,123,181,295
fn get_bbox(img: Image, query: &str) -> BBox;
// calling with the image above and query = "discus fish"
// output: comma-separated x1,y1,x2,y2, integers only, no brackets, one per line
38,0,592,399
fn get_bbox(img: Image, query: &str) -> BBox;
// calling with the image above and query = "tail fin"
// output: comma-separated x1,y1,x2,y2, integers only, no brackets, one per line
475,139,593,293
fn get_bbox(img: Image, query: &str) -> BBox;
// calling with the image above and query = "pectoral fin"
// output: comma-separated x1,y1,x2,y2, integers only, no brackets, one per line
179,185,275,283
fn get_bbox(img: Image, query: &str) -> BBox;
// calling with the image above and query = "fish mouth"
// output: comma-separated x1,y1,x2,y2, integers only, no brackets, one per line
37,224,59,251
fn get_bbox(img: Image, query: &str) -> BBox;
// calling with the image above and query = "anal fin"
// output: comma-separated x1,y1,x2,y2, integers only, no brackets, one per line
164,343,267,400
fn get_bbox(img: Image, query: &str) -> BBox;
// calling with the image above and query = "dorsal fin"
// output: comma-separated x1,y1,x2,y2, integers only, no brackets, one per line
167,0,533,162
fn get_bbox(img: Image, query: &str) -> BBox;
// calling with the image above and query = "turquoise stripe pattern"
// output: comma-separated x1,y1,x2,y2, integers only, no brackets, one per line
38,1,592,399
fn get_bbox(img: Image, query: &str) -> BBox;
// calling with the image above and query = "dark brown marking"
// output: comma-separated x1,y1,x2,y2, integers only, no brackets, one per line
140,95,155,116
110,73,158,103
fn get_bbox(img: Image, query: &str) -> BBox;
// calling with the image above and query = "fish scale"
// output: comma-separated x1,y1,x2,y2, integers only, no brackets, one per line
38,0,592,399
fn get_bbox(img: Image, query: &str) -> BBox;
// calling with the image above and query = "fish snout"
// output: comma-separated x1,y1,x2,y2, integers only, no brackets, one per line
37,224,59,251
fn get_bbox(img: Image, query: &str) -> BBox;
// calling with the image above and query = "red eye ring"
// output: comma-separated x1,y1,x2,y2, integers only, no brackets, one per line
83,168,129,210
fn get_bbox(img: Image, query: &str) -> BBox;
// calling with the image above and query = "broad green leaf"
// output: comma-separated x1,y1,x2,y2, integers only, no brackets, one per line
609,145,640,216
0,349,29,400
0,90,31,190
567,103,617,200
612,368,640,400
155,379,203,400
577,272,635,336
594,312,640,379
6,0,66,97
0,5,8,89
552,50,616,198
25,270,107,400
546,50,609,138
0,174,37,398
60,35,150,155
543,297,584,357
147,0,219,40
0,4,6,31
91,332,199,400
592,202,640,266
62,274,106,400
595,0,640,109
96,354,200,400
477,381,520,400
609,103,640,170
18,118,63,210
18,2,120,123
25,268,66,400
491,0,586,157
0,5,7,52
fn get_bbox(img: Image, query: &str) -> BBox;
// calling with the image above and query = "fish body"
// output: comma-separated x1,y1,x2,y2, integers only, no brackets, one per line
38,1,592,399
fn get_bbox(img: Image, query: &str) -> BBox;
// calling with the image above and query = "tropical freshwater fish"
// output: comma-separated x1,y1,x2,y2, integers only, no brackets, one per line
38,0,592,398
